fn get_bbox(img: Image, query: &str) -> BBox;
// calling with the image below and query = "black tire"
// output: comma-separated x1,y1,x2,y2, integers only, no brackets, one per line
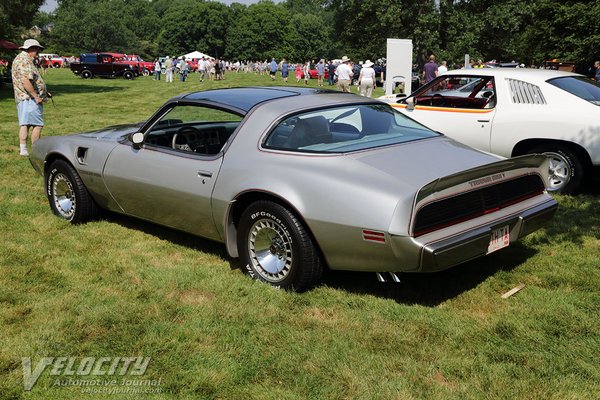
530,144,586,194
123,71,134,80
237,201,323,291
142,69,150,77
81,70,93,79
46,159,99,224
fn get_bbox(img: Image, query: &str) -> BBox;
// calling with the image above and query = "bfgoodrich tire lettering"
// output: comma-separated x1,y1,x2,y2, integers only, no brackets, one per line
46,159,98,224
237,201,322,291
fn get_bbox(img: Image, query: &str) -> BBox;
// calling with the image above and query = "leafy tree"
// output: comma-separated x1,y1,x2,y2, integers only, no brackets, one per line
225,1,293,61
50,0,135,54
288,13,334,61
0,0,45,40
325,0,440,65
156,0,230,57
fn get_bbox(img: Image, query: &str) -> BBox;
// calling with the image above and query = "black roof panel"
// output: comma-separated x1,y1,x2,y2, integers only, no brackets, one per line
181,86,339,113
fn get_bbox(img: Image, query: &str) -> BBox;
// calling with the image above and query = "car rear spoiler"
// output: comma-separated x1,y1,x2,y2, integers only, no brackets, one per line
415,154,550,206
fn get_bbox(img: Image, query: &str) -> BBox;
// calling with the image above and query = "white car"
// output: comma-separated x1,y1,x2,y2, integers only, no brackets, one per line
384,69,600,193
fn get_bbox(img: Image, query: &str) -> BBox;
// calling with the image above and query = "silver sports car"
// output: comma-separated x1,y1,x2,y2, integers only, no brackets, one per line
30,87,558,290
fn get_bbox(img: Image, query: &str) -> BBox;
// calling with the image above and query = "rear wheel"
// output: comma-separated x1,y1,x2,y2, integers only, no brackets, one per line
46,160,99,223
81,70,93,79
530,144,586,194
237,201,322,291
142,68,150,77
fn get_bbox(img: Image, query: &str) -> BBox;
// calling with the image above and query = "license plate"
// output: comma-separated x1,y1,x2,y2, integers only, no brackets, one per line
487,225,510,254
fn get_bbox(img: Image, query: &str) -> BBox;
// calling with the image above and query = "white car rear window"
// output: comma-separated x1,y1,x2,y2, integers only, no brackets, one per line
547,76,600,106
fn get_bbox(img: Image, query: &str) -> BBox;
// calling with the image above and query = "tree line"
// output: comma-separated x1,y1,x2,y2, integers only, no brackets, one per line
3,0,600,69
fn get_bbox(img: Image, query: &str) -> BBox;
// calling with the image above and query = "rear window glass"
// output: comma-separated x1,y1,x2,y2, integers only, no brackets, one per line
264,104,438,153
547,76,600,106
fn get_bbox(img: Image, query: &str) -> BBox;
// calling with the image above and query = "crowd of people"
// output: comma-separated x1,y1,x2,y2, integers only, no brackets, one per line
150,55,384,98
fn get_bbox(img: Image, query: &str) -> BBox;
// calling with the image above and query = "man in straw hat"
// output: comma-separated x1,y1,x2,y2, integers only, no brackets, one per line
334,55,354,93
12,39,50,156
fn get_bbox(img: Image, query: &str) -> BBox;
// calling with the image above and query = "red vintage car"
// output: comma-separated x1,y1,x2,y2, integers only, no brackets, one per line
126,54,155,76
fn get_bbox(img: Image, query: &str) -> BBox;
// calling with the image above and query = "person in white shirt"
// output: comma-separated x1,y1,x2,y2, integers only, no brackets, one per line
358,59,376,97
198,57,207,82
165,56,173,83
438,60,448,75
335,56,353,93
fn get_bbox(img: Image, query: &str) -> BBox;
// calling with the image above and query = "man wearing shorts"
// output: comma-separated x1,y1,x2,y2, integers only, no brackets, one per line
335,56,353,93
12,39,50,156
269,58,277,80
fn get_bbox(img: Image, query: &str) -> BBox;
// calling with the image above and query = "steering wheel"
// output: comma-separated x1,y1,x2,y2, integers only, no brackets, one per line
172,126,201,151
430,93,445,106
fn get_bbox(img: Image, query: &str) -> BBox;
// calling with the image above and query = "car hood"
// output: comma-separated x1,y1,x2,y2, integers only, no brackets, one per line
78,122,144,141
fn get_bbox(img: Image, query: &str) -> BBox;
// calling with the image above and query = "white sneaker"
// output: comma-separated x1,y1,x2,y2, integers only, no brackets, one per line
20,149,29,156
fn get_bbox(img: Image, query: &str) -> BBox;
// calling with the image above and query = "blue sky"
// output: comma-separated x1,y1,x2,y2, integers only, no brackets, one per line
41,0,274,13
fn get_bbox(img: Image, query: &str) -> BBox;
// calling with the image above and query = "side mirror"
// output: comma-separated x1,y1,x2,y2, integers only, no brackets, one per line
130,132,144,149
406,97,416,111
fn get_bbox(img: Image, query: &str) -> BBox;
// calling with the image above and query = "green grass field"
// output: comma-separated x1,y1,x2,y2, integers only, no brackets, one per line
0,69,599,399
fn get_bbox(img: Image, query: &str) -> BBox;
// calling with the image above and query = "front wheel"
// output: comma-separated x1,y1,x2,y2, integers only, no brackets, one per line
123,71,134,80
530,145,586,194
142,69,150,77
46,160,99,223
81,70,93,79
237,201,322,291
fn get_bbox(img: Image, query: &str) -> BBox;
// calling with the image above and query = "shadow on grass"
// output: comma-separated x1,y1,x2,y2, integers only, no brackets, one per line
102,210,539,306
104,211,229,260
539,193,600,244
100,188,599,306
322,244,536,306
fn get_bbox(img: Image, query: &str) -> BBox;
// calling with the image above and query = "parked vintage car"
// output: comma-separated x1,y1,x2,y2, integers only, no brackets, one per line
39,53,65,68
70,53,138,79
124,54,154,76
30,87,557,290
383,69,600,193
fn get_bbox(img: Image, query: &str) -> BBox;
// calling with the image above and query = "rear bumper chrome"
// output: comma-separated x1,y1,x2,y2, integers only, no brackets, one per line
416,198,558,272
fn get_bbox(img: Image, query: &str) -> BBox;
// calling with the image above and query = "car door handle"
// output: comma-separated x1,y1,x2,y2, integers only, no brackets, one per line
198,170,213,178
477,119,490,123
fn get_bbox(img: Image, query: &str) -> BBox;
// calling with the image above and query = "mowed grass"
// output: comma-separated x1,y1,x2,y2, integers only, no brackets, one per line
0,69,599,399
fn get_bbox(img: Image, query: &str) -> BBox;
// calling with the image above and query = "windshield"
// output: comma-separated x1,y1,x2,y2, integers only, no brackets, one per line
547,76,600,106
264,104,438,153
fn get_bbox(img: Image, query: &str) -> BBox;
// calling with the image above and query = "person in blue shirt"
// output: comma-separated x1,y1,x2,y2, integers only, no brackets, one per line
315,59,325,87
281,59,289,83
269,58,278,81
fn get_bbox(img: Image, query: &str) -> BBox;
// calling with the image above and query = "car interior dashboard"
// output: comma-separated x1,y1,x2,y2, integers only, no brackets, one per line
145,121,240,155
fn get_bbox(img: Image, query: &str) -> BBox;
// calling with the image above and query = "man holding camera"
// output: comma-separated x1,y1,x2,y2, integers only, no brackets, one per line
12,39,51,156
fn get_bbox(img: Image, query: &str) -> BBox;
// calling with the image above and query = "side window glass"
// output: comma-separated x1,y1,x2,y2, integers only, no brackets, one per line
145,105,243,155
416,76,495,109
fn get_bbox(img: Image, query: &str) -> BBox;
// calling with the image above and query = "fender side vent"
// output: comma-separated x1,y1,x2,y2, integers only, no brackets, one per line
76,147,88,164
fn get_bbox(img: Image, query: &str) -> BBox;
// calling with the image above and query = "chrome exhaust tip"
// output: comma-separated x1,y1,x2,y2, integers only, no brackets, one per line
375,272,401,283
389,272,401,283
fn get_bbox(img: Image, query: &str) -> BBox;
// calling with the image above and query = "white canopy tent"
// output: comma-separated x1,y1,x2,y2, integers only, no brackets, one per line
182,51,213,60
